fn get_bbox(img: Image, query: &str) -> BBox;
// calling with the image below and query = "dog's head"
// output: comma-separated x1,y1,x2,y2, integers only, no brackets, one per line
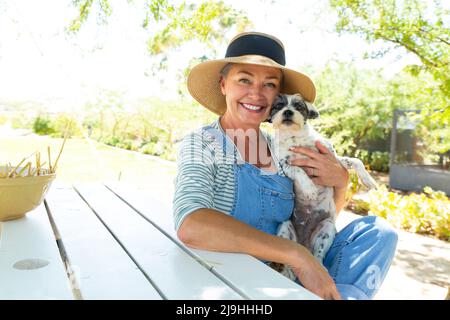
267,93,319,129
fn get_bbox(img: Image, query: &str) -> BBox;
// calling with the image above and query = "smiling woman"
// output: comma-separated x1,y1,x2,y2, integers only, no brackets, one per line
173,32,344,300
172,32,397,301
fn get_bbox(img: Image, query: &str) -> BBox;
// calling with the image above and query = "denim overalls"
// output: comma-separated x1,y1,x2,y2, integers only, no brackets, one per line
203,125,294,235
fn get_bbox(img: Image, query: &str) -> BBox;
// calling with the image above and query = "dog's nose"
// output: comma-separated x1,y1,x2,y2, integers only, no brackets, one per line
283,109,294,118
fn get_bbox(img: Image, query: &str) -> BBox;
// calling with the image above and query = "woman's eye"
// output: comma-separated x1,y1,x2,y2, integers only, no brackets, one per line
265,83,276,88
239,78,250,84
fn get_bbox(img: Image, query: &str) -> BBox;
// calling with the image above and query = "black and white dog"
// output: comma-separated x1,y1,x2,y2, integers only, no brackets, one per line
268,93,378,279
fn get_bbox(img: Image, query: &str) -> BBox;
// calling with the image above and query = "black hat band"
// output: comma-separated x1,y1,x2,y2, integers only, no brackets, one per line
225,34,286,66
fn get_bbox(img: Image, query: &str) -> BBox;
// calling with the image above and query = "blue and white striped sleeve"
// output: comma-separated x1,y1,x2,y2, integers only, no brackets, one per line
172,130,216,231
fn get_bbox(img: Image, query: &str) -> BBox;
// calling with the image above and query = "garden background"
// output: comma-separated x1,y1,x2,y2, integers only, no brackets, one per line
0,0,449,299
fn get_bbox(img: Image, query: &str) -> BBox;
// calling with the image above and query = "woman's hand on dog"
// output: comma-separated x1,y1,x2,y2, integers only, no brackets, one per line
289,245,342,300
289,141,349,189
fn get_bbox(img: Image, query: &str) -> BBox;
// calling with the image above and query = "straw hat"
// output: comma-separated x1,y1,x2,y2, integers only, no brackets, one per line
187,31,316,116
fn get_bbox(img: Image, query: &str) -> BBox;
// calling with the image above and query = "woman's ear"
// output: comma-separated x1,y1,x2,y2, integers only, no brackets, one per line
219,76,226,95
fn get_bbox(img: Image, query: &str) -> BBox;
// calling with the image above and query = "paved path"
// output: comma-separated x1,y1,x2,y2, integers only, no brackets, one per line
336,211,450,300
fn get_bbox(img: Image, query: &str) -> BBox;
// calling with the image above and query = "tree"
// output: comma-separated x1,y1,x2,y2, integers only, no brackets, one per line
67,0,251,60
330,0,449,124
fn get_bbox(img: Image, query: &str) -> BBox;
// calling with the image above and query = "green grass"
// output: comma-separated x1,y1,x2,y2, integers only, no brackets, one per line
0,135,177,189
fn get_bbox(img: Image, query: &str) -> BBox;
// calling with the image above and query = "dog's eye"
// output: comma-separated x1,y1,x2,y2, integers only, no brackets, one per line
273,103,284,109
294,102,305,110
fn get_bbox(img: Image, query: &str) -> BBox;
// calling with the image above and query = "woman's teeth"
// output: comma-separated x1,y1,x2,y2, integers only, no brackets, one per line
241,103,263,111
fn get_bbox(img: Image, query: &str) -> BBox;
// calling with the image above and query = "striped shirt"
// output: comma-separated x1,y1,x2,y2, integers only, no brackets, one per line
172,118,285,231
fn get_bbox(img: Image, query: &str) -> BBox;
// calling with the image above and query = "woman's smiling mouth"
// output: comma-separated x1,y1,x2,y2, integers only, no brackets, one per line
240,102,265,113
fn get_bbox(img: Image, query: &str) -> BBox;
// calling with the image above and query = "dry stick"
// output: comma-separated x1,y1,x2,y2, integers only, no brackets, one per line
17,162,32,177
27,161,33,177
7,151,37,178
8,158,27,178
36,152,40,176
6,163,11,179
48,146,52,172
52,124,70,173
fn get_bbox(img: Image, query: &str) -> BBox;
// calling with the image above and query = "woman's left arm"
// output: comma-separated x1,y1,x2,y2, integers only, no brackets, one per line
289,141,350,215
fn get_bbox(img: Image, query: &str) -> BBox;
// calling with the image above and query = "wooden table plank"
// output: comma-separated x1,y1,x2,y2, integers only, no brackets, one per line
45,185,163,300
74,183,242,300
106,183,320,300
0,204,73,300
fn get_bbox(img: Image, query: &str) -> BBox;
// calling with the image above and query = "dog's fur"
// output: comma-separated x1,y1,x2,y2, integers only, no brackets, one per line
268,93,378,280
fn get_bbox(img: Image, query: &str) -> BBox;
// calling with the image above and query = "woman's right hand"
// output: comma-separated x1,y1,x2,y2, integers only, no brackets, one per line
288,245,342,300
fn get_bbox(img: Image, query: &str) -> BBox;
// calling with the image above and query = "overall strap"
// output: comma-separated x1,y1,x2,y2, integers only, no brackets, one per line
201,125,237,162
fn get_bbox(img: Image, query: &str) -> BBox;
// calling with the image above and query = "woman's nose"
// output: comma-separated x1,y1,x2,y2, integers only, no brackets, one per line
248,83,263,97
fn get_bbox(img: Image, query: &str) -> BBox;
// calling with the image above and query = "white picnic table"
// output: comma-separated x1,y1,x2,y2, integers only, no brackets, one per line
0,183,319,300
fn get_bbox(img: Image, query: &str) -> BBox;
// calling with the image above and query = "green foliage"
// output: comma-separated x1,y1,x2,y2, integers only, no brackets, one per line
67,0,111,33
345,171,364,203
81,91,216,161
146,1,251,55
308,59,449,172
32,114,82,138
355,150,390,172
33,116,55,136
68,0,251,66
311,61,392,170
50,114,82,138
356,185,450,241
330,0,450,124
0,114,7,125
10,114,33,130
139,141,166,156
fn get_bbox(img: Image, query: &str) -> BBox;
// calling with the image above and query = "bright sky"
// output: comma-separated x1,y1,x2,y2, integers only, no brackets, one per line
0,0,420,111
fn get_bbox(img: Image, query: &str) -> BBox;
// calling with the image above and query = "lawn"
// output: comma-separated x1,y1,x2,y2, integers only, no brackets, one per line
0,135,177,201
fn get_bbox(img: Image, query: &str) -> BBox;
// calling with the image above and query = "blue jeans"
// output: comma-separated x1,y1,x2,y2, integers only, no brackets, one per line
321,215,398,300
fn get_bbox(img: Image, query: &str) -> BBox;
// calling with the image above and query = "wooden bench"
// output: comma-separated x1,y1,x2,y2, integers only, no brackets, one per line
0,183,319,300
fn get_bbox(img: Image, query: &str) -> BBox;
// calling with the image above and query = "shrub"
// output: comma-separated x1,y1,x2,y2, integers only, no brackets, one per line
139,141,167,156
0,114,7,125
50,114,82,138
355,150,390,173
357,185,450,241
33,116,55,135
32,114,82,137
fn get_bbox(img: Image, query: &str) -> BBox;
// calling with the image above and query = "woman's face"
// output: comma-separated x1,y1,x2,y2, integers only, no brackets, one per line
220,63,282,128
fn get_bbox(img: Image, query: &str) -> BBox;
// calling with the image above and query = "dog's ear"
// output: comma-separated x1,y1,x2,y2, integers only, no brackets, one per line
305,101,319,119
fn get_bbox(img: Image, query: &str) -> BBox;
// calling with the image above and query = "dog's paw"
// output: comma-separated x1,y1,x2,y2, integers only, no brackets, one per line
310,219,336,262
312,238,328,263
276,221,297,241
